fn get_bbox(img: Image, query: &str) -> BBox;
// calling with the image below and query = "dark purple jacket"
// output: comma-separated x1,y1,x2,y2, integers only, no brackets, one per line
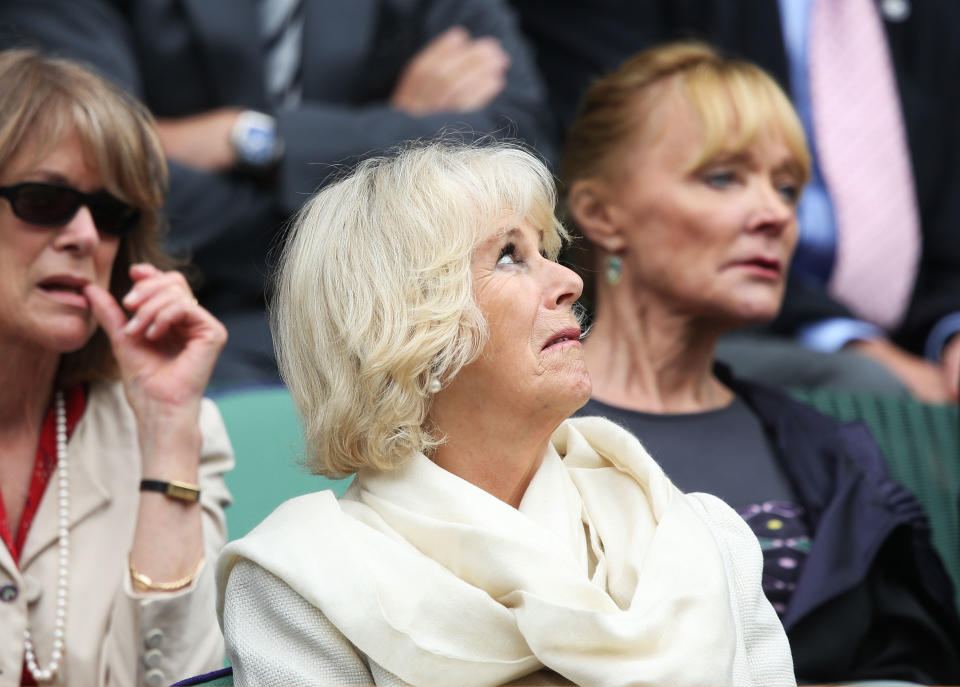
717,366,960,682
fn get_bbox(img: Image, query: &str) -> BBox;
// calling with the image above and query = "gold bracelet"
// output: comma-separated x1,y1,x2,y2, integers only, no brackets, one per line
129,555,205,592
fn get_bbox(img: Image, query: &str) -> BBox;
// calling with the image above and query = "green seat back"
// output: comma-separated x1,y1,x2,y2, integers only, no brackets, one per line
790,390,960,609
213,386,353,540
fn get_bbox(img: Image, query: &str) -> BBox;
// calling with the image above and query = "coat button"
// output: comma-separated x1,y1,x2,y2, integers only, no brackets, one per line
144,649,163,668
0,584,18,602
144,628,164,649
144,669,165,687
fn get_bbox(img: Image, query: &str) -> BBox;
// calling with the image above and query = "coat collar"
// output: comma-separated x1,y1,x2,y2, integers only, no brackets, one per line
16,385,115,572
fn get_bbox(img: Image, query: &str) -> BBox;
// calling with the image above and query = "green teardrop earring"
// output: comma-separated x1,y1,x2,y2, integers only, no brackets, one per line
605,255,623,285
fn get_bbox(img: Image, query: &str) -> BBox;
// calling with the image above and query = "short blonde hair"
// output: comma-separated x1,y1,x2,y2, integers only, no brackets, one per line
0,48,172,386
273,141,567,477
561,41,811,190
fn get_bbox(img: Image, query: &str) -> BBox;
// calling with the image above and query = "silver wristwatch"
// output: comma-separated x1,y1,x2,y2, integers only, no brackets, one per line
230,110,284,172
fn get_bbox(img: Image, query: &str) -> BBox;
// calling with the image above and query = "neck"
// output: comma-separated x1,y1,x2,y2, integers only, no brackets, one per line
428,394,560,509
0,338,60,436
584,281,732,414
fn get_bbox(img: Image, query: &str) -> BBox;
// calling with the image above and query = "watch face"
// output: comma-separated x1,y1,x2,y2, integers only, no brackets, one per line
241,124,278,165
233,111,282,169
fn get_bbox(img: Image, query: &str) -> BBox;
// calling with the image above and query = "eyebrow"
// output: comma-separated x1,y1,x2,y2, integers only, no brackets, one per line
774,158,804,179
694,150,749,167
490,225,545,246
492,225,521,244
699,151,802,178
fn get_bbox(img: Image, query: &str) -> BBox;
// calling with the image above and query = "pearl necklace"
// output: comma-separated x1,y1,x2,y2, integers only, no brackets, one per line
23,390,69,683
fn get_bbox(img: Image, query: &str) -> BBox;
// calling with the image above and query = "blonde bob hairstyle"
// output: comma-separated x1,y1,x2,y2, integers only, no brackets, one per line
273,141,567,477
561,41,811,193
0,49,172,387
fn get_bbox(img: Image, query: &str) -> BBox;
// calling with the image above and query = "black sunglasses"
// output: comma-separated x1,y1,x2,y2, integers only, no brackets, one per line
0,182,141,237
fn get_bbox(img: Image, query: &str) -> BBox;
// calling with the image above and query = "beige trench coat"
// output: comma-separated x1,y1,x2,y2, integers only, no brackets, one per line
0,382,233,686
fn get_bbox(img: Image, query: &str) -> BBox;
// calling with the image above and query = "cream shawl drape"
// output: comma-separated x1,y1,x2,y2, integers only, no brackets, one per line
217,416,794,686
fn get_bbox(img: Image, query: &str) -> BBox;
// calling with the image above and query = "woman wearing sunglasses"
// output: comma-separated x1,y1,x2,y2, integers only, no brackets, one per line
0,49,232,685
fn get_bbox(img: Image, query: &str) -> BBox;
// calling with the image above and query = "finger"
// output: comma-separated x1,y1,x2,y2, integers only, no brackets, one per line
398,27,473,108
427,39,510,110
128,268,190,297
440,37,509,81
904,364,951,404
446,71,506,112
467,36,510,70
145,299,228,353
420,26,470,59
84,283,129,342
127,263,164,291
124,289,192,338
143,300,193,341
917,383,951,405
940,342,960,401
129,262,161,281
403,28,470,84
942,372,958,402
123,270,192,310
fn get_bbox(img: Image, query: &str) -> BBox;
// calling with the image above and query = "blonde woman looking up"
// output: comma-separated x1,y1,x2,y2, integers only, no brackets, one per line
216,140,795,686
563,42,960,683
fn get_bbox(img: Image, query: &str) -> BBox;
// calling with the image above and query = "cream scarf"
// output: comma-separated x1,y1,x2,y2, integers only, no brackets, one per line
217,417,794,686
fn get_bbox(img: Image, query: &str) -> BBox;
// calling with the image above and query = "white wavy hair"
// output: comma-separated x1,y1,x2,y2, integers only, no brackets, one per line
272,140,568,476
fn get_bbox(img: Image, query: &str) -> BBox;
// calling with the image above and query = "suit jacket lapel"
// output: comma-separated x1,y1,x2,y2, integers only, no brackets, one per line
300,0,378,99
181,0,268,107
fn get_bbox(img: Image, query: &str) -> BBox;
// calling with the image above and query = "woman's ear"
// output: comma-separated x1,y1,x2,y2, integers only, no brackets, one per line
567,179,626,253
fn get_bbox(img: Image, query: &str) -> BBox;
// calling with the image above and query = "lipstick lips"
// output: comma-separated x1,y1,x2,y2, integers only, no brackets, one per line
37,274,92,308
542,326,582,350
729,256,783,277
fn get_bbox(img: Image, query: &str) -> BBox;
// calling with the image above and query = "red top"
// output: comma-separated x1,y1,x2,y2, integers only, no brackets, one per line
2,387,86,687
0,386,86,566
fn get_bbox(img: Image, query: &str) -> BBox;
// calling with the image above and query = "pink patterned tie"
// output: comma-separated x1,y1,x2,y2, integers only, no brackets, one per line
809,0,920,330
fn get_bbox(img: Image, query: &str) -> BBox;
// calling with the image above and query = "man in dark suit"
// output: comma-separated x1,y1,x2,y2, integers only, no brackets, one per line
1,0,555,385
512,0,960,402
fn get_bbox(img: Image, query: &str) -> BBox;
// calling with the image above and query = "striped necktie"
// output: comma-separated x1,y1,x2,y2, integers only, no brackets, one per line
260,0,305,108
808,0,920,330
